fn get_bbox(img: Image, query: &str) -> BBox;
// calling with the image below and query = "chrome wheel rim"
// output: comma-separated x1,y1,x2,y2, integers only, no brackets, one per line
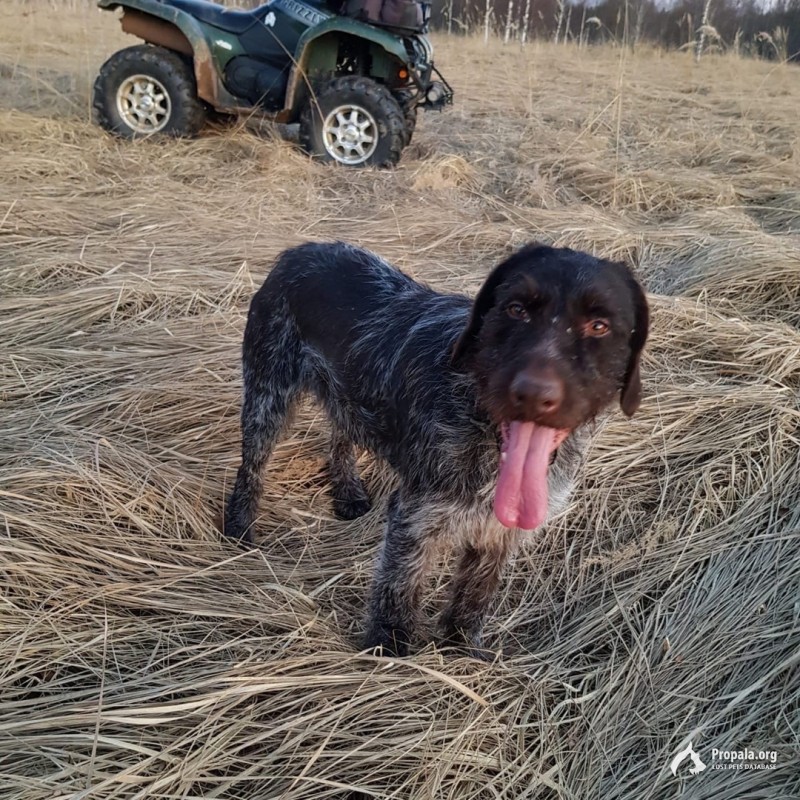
322,104,378,165
116,74,171,134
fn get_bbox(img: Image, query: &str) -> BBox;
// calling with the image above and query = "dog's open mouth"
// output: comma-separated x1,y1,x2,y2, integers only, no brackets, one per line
495,421,570,530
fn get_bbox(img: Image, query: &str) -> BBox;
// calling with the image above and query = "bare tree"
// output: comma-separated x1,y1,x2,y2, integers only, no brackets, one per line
695,0,713,59
579,3,587,46
521,0,533,44
504,0,515,43
633,0,646,48
554,0,565,43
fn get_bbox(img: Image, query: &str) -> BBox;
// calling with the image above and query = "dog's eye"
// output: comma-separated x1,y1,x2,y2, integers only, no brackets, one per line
507,302,529,322
585,319,610,337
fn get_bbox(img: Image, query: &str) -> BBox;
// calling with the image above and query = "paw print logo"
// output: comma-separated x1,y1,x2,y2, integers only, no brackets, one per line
670,742,707,777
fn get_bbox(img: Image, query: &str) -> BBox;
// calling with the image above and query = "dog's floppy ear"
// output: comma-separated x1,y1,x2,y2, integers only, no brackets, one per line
451,244,551,369
619,270,649,417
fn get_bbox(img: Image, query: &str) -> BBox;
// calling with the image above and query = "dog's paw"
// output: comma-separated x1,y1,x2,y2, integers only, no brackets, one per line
332,493,372,520
464,643,498,663
225,532,255,548
438,631,497,662
220,522,254,547
363,625,410,658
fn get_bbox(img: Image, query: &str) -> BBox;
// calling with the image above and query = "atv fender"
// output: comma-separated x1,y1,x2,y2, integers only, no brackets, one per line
98,0,243,109
284,19,411,120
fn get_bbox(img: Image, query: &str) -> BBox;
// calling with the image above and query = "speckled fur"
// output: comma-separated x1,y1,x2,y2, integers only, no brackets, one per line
224,242,648,657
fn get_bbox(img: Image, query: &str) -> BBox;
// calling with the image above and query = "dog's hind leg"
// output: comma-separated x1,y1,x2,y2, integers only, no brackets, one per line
327,427,371,520
224,309,304,544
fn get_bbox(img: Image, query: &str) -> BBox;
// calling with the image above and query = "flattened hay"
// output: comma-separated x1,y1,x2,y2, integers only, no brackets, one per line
1,5,798,798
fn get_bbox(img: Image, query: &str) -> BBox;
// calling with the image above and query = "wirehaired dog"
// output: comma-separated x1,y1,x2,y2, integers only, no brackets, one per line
224,242,648,656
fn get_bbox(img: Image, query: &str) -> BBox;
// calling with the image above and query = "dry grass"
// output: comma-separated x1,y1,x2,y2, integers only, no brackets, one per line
1,3,799,798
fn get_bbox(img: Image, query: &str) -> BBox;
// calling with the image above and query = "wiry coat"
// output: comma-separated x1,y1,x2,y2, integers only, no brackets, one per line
225,241,648,656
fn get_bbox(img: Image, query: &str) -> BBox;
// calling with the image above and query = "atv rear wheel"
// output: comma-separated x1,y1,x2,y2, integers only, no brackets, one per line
299,76,405,168
93,45,207,139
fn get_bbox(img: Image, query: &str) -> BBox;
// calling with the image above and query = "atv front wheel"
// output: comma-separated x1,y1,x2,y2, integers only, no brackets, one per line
93,45,207,139
403,105,417,146
393,89,418,146
299,76,405,168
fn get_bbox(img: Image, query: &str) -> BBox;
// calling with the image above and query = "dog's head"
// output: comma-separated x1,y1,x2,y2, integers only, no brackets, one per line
451,244,649,529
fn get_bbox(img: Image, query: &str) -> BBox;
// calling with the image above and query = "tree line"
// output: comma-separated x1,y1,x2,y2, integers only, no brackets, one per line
429,0,800,60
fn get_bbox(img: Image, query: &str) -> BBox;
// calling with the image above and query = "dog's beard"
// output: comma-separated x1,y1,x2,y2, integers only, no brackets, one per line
494,421,569,530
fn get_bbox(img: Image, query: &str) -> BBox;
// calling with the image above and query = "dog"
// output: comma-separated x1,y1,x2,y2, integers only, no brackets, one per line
224,241,648,657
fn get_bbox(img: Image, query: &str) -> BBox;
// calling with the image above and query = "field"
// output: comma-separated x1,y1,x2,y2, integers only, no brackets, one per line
1,2,800,798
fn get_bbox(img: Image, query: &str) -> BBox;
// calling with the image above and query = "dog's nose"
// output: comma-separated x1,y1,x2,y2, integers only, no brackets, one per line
510,371,564,416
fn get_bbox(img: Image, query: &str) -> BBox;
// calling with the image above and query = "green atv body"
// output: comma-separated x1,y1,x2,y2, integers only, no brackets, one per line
93,0,452,166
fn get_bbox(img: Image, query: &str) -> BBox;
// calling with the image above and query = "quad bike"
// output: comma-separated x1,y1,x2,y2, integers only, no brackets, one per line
93,0,453,166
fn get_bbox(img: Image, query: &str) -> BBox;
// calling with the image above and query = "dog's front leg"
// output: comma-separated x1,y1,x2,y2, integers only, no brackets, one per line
439,529,519,657
363,490,437,657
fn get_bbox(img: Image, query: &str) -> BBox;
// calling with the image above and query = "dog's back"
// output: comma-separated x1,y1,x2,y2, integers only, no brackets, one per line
250,242,416,367
245,242,480,484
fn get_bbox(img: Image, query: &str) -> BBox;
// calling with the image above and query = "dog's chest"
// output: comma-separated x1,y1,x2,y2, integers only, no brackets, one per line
421,433,585,546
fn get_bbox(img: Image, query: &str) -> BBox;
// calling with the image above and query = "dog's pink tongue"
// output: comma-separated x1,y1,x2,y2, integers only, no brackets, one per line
494,421,560,530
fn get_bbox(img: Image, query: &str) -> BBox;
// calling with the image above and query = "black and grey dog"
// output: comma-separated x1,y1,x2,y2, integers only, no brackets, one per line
224,241,648,656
